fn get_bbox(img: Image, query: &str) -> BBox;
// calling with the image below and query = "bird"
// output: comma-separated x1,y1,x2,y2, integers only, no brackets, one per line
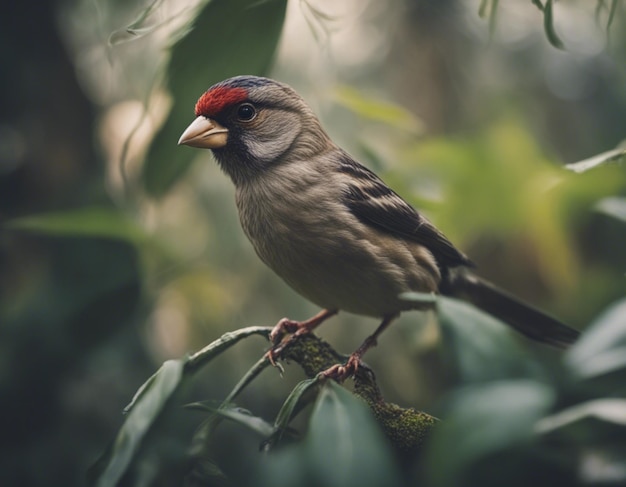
178,75,580,380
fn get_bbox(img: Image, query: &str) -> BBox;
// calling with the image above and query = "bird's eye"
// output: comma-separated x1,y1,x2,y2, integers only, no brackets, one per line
237,103,256,122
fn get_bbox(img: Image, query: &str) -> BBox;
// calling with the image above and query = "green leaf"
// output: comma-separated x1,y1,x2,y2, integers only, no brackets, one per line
4,207,148,244
143,0,287,197
185,325,271,372
425,380,555,487
224,355,271,404
543,0,564,49
565,298,626,380
255,382,402,487
334,86,424,134
187,403,276,438
273,377,321,432
607,0,619,31
305,382,402,487
437,297,535,383
478,0,490,18
183,348,271,459
536,398,626,434
595,197,626,223
90,359,185,487
565,147,626,173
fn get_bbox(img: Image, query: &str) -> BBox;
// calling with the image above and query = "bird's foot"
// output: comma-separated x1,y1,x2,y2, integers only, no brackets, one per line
269,317,302,346
265,318,313,367
321,354,362,383
265,309,338,368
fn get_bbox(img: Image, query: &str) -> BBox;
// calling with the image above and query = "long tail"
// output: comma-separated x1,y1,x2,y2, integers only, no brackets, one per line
441,270,580,349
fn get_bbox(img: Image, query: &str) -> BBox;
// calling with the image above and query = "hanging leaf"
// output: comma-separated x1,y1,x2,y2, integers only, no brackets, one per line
565,147,626,173
143,0,288,197
89,360,185,487
607,0,619,31
543,0,565,49
186,403,276,438
186,325,271,372
271,377,322,440
4,207,148,244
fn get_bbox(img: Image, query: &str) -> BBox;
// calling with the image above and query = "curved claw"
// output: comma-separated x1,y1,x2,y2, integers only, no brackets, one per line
269,317,300,345
321,355,362,383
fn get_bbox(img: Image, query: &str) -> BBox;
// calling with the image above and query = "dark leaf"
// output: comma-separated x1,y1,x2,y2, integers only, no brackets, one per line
437,297,536,383
4,207,147,244
273,377,321,435
223,355,271,404
143,0,287,197
254,382,402,487
187,404,275,438
186,326,271,372
304,382,402,487
543,0,565,49
90,359,185,487
425,380,555,487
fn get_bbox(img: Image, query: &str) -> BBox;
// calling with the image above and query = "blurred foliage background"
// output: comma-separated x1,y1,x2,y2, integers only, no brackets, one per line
1,0,625,485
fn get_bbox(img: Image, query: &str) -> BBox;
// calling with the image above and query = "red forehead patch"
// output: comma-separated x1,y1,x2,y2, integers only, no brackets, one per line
195,87,248,117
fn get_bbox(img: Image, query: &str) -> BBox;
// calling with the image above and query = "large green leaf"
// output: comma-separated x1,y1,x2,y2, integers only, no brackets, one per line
437,297,536,384
425,380,555,487
306,383,402,487
143,0,288,197
90,326,271,486
4,207,148,244
255,382,402,487
89,359,186,487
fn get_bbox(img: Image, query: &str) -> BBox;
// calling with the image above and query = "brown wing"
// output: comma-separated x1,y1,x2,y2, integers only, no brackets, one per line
338,154,473,270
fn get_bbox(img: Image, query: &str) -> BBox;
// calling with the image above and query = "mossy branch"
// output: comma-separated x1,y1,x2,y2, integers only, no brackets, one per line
279,333,438,456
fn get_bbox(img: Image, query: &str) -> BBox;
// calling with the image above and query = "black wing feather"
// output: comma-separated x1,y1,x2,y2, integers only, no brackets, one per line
338,154,472,270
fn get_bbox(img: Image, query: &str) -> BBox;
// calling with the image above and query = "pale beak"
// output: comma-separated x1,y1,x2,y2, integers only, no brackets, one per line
178,116,228,149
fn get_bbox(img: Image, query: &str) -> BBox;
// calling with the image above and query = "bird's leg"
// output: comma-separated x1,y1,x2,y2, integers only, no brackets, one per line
266,308,338,365
322,314,399,382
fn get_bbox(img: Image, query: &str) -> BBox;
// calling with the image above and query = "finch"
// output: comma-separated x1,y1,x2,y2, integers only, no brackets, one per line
178,75,579,380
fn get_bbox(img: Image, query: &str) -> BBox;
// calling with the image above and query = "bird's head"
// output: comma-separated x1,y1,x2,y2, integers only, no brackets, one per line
178,76,331,184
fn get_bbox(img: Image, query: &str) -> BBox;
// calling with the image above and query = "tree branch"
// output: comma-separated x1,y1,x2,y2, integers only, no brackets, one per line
280,333,438,457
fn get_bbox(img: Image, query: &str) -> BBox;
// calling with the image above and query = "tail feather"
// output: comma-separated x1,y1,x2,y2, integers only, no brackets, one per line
442,271,579,349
